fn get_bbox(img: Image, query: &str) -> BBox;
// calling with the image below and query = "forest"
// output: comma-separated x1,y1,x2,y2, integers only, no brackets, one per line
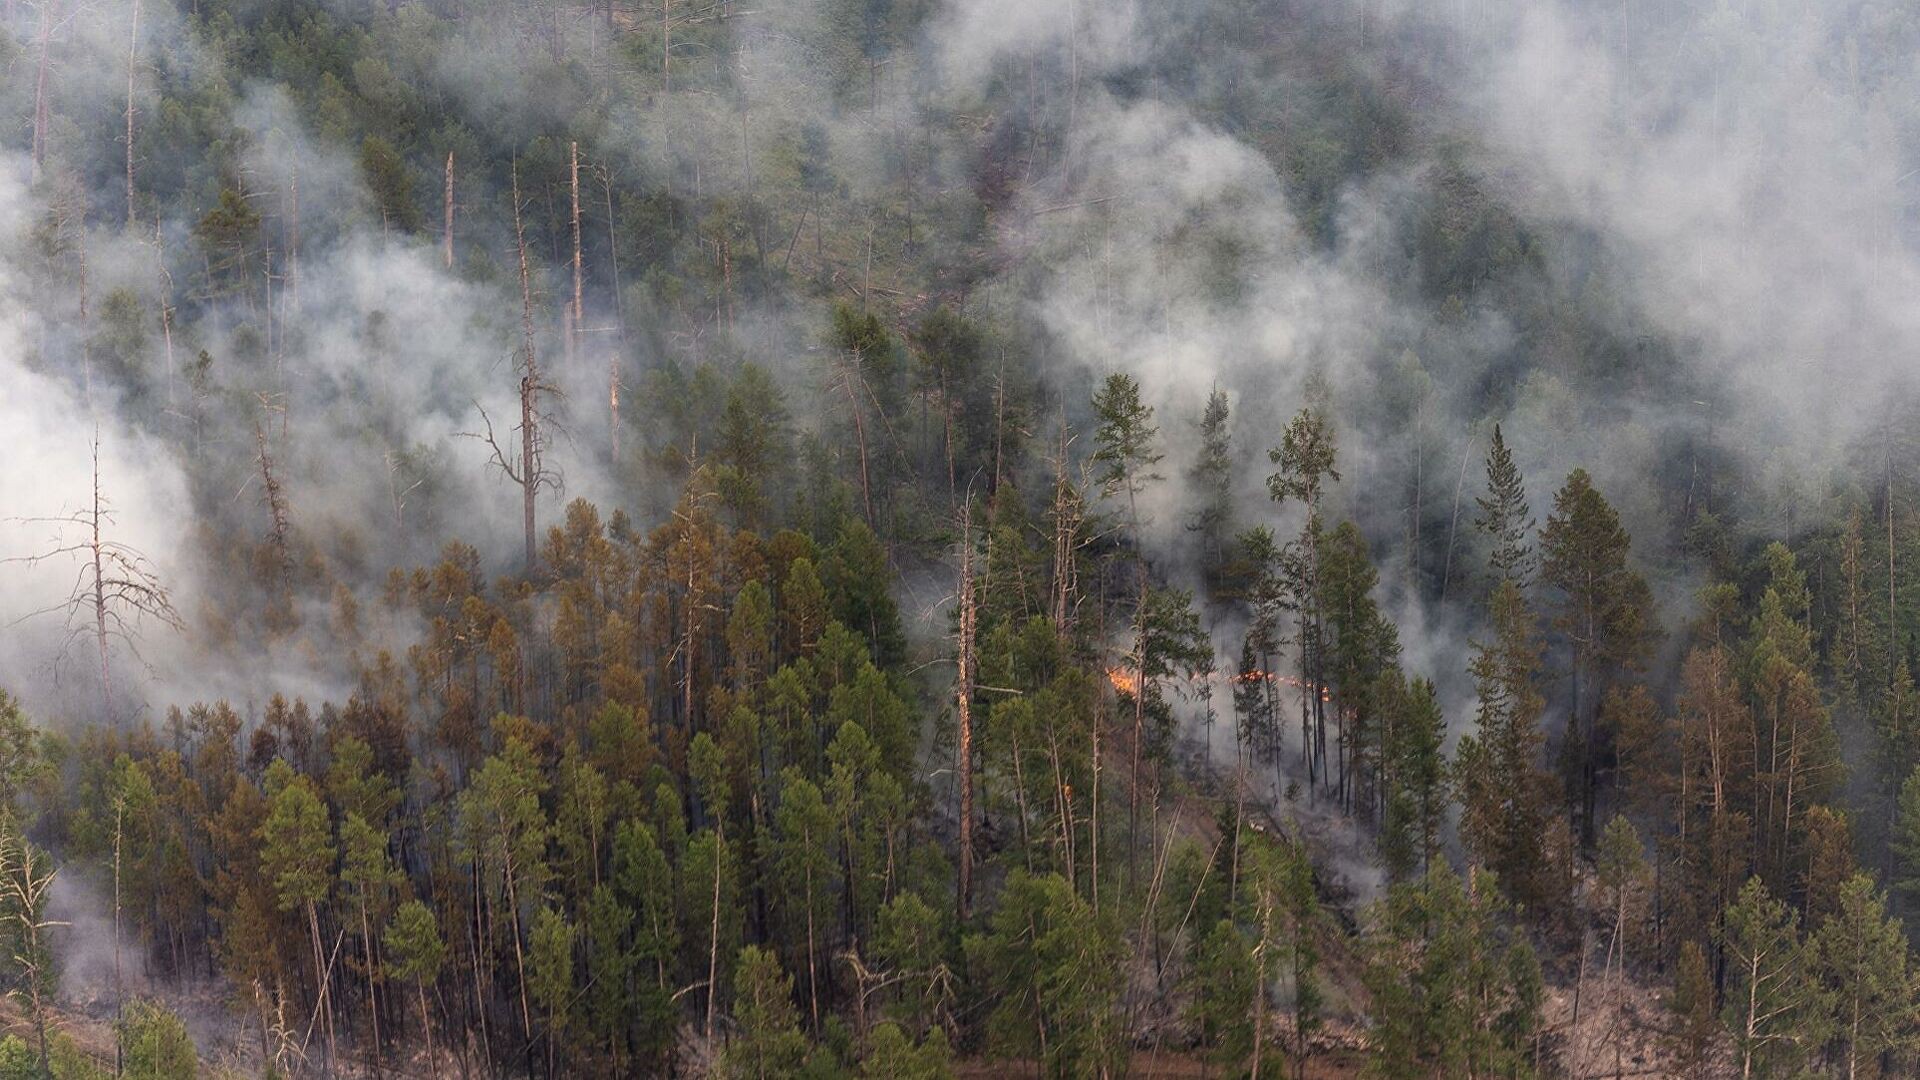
1,0,1919,1076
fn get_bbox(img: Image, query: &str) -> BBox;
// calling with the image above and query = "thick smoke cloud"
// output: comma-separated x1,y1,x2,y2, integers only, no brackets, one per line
2,0,1913,760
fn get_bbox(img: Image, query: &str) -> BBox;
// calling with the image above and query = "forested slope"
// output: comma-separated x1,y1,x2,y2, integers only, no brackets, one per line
1,0,1919,1077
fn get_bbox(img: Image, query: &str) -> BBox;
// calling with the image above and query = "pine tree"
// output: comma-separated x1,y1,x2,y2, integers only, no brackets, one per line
1666,940,1718,1079
338,811,399,1063
383,899,446,1073
612,820,678,1066
966,871,1123,1077
526,906,574,1074
723,945,810,1078
1186,919,1256,1072
1091,372,1164,545
861,1022,953,1079
1893,767,1920,910
1187,387,1234,582
117,999,195,1080
1541,468,1653,843
1474,423,1536,589
772,769,835,1029
1361,863,1540,1078
1269,406,1341,796
257,761,338,1070
1595,815,1646,980
581,884,635,1064
1718,876,1817,1079
1378,674,1446,883
1318,520,1401,815
1454,580,1558,914
1811,873,1915,1078
1799,805,1855,929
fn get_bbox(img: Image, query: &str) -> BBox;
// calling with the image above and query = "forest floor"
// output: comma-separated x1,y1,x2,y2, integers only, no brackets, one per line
955,1047,1370,1079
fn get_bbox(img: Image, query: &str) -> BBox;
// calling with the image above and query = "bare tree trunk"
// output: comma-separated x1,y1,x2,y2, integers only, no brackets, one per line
705,828,722,1043
124,0,139,222
1127,573,1147,888
844,367,875,527
1090,697,1101,914
443,152,455,269
570,141,584,365
308,901,336,1074
417,981,435,1074
91,437,111,714
112,799,124,1075
358,894,381,1070
1441,430,1475,602
285,171,300,317
255,424,292,583
956,502,977,922
32,0,54,184
513,164,540,575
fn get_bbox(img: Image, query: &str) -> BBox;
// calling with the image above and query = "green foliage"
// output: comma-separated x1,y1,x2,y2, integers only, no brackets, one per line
1454,580,1557,914
1092,373,1164,522
383,898,446,985
1361,863,1540,1079
1186,919,1257,1071
0,1035,32,1080
1810,874,1916,1074
118,999,196,1080
1474,423,1536,589
1719,876,1818,1076
1379,674,1447,882
723,945,810,1078
967,871,1123,1077
258,761,333,911
861,1021,953,1079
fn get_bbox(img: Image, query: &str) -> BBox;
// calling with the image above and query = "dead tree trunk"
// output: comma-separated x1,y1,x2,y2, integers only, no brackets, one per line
32,0,54,184
570,141,584,363
124,0,139,222
443,152,455,269
514,164,541,574
955,501,977,923
255,422,292,577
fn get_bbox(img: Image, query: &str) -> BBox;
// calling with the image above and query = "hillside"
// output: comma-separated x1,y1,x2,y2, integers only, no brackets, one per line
2,0,1919,1077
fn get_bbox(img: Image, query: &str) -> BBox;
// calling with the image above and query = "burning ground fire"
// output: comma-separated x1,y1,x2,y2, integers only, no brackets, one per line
1104,666,1332,703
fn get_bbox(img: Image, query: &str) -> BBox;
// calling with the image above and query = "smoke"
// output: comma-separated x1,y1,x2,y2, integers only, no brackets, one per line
0,0,1910,830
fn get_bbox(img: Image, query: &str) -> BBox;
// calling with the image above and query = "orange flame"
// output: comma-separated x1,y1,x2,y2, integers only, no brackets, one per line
1106,666,1141,697
1230,670,1332,703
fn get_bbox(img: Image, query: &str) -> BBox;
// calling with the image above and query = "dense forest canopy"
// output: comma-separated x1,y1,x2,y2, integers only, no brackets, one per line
0,0,1918,1076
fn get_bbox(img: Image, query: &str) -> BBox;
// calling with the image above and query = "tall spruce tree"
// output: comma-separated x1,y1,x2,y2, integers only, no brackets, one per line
1541,468,1653,844
1474,423,1536,590
1454,580,1558,915
1187,387,1235,583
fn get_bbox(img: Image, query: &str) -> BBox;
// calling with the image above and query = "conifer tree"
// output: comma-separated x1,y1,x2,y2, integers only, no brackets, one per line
1269,406,1340,794
1378,674,1446,882
1091,372,1164,547
1811,873,1914,1078
967,871,1123,1077
257,761,337,1070
1454,580,1557,914
1595,815,1646,980
1474,423,1535,589
772,768,835,1028
527,906,575,1075
1541,468,1653,843
1185,919,1256,1072
724,945,810,1078
1187,387,1234,582
1719,876,1817,1079
861,1021,953,1079
383,899,446,1072
1666,940,1718,1078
